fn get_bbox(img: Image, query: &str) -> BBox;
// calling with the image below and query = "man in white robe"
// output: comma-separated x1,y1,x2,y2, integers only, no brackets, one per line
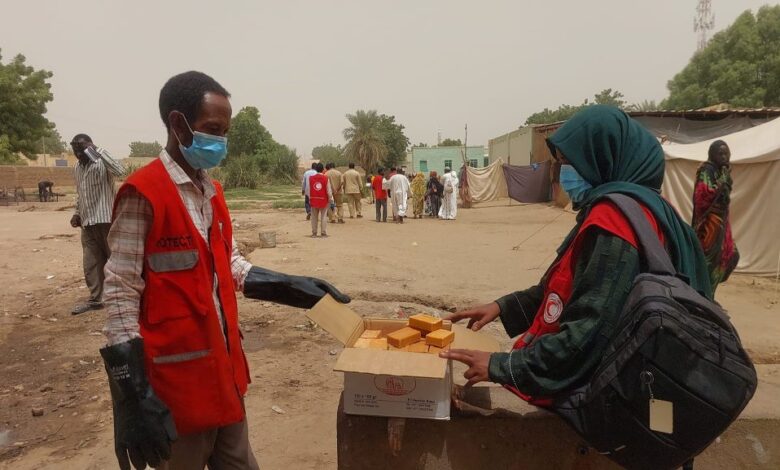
387,168,411,223
438,167,458,220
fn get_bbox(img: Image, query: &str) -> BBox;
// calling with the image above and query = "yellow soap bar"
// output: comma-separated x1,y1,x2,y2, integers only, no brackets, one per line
405,341,429,353
360,329,382,339
353,338,372,349
427,345,449,355
369,338,388,350
387,327,422,348
425,329,454,348
408,314,443,333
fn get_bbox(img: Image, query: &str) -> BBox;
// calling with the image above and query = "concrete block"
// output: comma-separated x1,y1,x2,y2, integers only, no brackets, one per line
337,365,780,469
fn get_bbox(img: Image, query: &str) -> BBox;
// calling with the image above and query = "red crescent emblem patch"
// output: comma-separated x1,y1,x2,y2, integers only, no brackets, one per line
543,292,564,324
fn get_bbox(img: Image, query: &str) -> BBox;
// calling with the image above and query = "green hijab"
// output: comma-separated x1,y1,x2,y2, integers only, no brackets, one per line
548,105,713,299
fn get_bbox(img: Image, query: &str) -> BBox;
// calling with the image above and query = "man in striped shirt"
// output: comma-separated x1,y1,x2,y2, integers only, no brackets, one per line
70,134,125,315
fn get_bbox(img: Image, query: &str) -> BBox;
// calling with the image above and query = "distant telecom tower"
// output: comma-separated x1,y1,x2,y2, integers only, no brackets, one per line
694,0,715,51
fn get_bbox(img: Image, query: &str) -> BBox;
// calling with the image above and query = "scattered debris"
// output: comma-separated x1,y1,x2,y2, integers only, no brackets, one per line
271,405,285,414
39,384,53,393
31,408,44,417
329,349,338,356
46,275,55,280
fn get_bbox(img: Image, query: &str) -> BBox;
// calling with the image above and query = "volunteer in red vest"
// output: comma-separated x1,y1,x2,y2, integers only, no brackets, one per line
100,71,350,470
441,106,712,403
309,162,333,237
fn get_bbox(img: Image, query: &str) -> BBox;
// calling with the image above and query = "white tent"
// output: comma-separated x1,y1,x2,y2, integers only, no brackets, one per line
662,117,780,276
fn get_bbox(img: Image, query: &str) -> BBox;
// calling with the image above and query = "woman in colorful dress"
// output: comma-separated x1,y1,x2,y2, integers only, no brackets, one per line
411,172,426,219
692,140,739,292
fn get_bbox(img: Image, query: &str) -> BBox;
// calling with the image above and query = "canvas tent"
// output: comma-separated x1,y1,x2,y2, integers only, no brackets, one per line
662,117,780,276
462,159,508,203
502,161,552,203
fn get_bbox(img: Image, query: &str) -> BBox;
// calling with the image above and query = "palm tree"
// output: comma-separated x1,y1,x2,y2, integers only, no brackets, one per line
343,110,387,173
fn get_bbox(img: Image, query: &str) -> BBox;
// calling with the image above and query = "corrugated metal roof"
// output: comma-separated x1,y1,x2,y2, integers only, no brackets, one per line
628,108,780,118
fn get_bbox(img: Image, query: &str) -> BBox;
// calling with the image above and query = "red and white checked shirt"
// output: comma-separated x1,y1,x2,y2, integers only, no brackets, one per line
102,150,252,345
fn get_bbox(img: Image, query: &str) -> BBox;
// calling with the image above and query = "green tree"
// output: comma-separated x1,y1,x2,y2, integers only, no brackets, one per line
0,135,15,165
33,128,66,155
663,6,780,109
376,114,409,169
343,110,387,173
593,88,626,108
525,88,629,124
0,50,55,163
439,138,462,147
625,100,660,112
312,143,347,166
128,141,163,158
226,106,276,158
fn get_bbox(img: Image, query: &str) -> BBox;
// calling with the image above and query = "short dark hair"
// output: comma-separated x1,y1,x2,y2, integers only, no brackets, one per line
315,162,325,172
71,134,92,144
325,162,333,170
377,167,384,174
348,162,355,169
390,167,396,172
159,71,230,128
311,162,318,169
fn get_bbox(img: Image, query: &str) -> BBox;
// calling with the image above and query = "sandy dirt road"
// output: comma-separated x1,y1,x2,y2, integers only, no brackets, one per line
1,198,777,469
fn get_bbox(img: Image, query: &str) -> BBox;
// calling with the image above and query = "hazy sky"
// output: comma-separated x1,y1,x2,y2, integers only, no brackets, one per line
2,0,775,158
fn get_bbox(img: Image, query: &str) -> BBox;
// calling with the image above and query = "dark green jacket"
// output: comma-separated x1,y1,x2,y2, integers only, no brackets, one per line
488,227,640,397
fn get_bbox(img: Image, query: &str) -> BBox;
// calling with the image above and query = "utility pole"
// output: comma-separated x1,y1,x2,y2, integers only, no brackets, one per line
42,136,47,167
694,0,715,51
464,124,468,167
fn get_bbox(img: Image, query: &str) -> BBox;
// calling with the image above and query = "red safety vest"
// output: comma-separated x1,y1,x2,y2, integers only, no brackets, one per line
309,173,329,208
505,199,665,407
115,159,250,435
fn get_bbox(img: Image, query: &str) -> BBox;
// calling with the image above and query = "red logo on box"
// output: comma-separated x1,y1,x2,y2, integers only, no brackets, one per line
375,376,416,396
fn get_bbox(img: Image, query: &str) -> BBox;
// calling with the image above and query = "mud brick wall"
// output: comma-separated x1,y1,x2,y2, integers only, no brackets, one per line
0,166,76,189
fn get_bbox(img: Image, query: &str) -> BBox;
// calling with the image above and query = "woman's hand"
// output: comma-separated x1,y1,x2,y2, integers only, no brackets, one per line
439,349,491,387
444,302,500,331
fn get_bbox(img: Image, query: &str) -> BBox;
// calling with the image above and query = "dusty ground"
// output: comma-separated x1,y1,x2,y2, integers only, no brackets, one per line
0,195,778,469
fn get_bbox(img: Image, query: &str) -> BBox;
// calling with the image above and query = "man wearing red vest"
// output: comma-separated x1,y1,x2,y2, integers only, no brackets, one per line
309,162,333,237
100,71,350,470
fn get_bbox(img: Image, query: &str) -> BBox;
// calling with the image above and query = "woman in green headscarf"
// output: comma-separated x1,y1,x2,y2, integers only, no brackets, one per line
440,105,712,401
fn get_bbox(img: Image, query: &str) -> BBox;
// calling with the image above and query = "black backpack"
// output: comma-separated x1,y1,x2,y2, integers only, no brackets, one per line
551,194,757,470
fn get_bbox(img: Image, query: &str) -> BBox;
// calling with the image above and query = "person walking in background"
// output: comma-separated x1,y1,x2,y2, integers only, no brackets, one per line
427,171,443,218
70,133,125,315
388,168,410,223
366,174,375,204
438,167,459,220
325,162,344,224
343,162,363,218
372,167,388,222
411,172,426,219
301,162,317,221
692,140,740,292
310,162,334,237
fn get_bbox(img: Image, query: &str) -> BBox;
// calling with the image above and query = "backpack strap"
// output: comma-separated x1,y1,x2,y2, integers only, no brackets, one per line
603,193,676,276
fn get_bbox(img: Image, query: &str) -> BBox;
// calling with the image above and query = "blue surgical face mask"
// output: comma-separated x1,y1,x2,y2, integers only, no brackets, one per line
174,114,228,169
559,164,593,204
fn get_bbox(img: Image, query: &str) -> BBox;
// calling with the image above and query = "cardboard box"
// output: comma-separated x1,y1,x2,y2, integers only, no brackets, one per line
307,295,500,420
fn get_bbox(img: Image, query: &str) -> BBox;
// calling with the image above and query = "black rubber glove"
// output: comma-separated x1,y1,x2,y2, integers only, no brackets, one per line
243,266,351,308
100,338,177,470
